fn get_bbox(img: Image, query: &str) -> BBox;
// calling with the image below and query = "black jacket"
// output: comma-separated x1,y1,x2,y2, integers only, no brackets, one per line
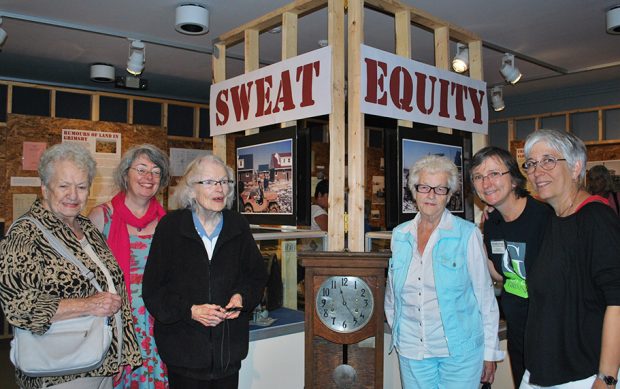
143,208,267,377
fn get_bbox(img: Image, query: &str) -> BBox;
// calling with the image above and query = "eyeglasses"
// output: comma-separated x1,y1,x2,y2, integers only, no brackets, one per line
194,179,234,187
472,171,510,183
521,156,566,173
130,167,162,177
414,184,450,195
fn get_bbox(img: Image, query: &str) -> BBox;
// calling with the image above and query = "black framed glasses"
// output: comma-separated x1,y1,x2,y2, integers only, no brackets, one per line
414,184,450,195
521,156,566,173
194,179,234,187
130,167,162,177
472,171,510,183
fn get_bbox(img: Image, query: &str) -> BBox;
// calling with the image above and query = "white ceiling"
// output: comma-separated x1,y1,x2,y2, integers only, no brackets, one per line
0,0,619,104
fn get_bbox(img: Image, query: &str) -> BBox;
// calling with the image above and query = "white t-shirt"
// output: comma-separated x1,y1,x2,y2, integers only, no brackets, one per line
310,204,327,231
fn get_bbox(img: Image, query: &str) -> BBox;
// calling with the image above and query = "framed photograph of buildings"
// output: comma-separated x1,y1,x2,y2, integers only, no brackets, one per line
235,126,310,226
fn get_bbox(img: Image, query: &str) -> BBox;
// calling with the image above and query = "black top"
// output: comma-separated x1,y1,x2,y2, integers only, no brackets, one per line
143,208,268,379
524,201,620,386
484,196,552,327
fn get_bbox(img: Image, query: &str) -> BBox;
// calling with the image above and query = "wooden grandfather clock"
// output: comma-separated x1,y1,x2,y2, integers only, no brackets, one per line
300,251,390,389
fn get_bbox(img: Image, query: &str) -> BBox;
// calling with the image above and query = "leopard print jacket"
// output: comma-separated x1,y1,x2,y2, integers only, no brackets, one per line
0,200,142,389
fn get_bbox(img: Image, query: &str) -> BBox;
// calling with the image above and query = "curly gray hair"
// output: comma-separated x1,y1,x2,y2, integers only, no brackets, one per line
408,154,459,194
38,143,97,187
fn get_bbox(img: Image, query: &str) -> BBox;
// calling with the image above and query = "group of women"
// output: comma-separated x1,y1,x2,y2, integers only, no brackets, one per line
385,129,619,389
0,128,618,389
0,143,266,389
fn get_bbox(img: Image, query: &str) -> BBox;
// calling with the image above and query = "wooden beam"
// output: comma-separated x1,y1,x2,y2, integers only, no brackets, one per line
245,28,260,136
91,94,100,122
434,26,452,135
216,0,326,47
347,0,365,252
281,12,298,128
468,40,487,154
395,9,412,128
328,0,345,251
212,42,227,162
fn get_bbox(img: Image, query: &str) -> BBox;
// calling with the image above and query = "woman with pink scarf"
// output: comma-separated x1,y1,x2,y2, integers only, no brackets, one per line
90,144,170,389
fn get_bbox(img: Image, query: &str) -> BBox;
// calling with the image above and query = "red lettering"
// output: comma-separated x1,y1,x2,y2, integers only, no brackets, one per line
364,58,388,105
438,79,451,119
451,82,466,121
215,90,229,126
414,73,437,115
468,87,485,124
230,82,254,122
296,61,320,108
255,76,273,117
389,66,413,112
273,70,295,113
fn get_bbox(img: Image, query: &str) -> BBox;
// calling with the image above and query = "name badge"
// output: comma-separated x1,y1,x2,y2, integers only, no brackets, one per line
490,240,506,254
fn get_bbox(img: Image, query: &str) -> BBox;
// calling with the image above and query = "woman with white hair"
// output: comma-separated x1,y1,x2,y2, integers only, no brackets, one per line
142,154,267,389
385,154,503,389
520,129,620,389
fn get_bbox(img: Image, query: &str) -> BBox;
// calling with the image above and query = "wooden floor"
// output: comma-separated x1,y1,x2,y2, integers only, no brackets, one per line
0,339,18,388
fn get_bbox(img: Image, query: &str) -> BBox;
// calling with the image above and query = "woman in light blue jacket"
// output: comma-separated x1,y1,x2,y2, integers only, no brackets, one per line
385,155,503,389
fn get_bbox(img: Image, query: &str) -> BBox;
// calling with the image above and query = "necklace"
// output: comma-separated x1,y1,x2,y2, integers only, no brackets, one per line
558,190,579,217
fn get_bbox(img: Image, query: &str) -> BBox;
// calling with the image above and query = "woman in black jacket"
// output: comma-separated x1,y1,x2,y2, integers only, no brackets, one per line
143,154,268,389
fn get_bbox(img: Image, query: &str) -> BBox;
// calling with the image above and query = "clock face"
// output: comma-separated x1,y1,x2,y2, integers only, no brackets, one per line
315,276,374,333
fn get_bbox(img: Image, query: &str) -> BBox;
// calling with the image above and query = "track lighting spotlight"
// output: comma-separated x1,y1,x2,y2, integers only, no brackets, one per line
491,86,505,112
452,43,469,73
500,53,522,84
0,18,7,47
126,40,145,76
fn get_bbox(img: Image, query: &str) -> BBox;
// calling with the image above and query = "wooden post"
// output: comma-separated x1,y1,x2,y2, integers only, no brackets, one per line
281,12,298,129
468,39,487,223
212,42,227,162
327,0,346,251
434,26,452,135
395,10,412,129
245,29,260,136
347,0,364,252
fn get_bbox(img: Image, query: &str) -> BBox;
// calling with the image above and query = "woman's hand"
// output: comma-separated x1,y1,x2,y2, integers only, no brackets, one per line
224,293,243,320
191,303,226,327
87,292,122,317
480,360,496,384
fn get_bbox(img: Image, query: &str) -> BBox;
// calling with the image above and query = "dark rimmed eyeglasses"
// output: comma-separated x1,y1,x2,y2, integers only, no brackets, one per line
130,167,162,177
194,179,234,187
414,184,450,195
472,171,510,183
521,156,566,173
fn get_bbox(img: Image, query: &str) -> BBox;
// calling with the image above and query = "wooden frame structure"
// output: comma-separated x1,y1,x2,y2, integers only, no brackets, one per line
211,0,485,251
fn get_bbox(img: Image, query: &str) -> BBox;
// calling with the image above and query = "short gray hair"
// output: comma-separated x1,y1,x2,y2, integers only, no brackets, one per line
408,155,459,194
174,154,235,210
114,144,170,193
39,143,97,187
524,129,587,184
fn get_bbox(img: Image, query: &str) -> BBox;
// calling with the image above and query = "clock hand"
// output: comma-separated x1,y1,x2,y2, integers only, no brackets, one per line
339,288,358,320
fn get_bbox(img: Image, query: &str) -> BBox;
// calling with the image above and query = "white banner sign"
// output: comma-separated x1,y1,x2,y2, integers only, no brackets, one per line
360,45,488,134
210,46,332,136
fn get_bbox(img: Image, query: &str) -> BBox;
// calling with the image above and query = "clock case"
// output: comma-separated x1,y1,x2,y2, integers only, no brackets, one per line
300,251,390,389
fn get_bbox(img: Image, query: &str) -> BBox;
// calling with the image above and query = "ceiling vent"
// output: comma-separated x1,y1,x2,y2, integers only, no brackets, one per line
607,5,620,34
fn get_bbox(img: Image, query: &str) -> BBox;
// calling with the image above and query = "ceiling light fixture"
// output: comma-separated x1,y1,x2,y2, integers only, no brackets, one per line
452,43,469,73
607,5,620,34
90,63,115,83
500,53,522,84
175,4,209,35
126,40,145,76
0,18,7,47
491,86,505,112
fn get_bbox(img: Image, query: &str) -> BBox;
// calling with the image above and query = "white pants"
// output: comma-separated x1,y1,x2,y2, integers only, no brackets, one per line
519,370,595,389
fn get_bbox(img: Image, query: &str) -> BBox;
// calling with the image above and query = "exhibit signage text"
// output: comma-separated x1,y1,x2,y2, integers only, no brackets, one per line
210,46,332,136
361,45,488,134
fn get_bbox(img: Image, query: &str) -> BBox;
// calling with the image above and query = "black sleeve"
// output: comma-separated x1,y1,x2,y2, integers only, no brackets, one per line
230,217,268,312
585,203,620,305
142,213,194,324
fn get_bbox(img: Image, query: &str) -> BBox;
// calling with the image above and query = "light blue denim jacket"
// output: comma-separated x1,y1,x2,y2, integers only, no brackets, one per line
386,210,503,361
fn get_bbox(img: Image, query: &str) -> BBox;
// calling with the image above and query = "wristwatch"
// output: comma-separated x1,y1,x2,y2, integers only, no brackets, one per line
597,373,618,386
